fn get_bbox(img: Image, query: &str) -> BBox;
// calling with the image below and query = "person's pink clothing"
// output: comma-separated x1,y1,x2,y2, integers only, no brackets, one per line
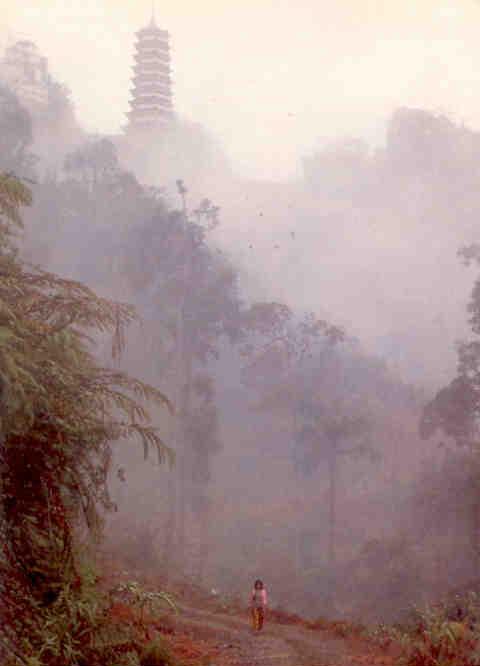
251,588,267,608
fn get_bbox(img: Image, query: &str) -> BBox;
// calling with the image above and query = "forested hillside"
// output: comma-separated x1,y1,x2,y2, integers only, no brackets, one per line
3,8,480,664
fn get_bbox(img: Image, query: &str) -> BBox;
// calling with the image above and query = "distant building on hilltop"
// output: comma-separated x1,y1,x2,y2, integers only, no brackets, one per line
0,39,49,114
125,12,174,136
0,37,83,173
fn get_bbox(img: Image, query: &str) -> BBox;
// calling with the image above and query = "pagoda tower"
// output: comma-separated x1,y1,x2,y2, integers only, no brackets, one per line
126,11,173,134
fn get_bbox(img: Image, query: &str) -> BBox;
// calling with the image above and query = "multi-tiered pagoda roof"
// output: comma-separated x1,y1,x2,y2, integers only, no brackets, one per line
126,16,173,133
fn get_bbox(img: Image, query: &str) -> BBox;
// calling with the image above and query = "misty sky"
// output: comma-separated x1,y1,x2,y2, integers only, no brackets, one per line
2,0,480,179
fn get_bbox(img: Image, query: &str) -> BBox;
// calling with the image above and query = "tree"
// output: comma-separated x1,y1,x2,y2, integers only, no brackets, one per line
0,85,35,175
386,108,457,180
241,309,389,611
294,394,372,610
23,140,153,270
420,243,480,572
64,137,119,190
114,180,241,580
164,190,239,578
0,172,172,663
241,305,355,602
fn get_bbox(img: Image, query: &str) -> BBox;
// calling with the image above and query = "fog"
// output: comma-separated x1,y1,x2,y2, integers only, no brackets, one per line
4,1,480,178
3,0,480,625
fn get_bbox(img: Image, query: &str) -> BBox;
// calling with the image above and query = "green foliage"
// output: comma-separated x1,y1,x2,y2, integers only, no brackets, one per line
0,172,172,662
139,638,179,666
373,596,480,666
115,582,178,624
2,557,139,666
0,172,32,243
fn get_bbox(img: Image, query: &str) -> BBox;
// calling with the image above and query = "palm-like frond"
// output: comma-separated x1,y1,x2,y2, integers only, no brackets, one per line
0,174,173,628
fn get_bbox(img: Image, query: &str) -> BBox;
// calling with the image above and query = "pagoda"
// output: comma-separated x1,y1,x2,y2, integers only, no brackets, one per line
126,11,173,134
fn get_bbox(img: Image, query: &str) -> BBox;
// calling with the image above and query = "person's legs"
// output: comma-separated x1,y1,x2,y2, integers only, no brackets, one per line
258,607,264,630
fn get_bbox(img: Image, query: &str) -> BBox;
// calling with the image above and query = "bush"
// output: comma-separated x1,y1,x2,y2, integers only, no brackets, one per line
140,638,179,666
369,594,480,666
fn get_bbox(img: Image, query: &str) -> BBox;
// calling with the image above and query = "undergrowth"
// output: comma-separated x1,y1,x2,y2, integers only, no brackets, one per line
0,553,186,666
139,638,180,666
368,593,480,666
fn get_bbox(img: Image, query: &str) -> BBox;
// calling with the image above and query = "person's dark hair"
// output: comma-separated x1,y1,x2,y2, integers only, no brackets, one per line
254,579,264,589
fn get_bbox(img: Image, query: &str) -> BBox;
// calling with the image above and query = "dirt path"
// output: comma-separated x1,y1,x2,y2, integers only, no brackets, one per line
103,565,393,665
165,604,391,666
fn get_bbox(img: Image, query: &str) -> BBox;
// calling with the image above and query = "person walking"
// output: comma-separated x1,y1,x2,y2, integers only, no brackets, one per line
251,579,267,631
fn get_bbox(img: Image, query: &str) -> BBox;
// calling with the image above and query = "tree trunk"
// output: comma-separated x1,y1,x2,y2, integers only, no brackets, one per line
161,472,177,579
161,291,186,578
292,400,301,576
469,459,480,574
326,448,338,612
161,346,184,578
161,342,191,578
162,206,193,578
176,346,193,571
196,502,210,584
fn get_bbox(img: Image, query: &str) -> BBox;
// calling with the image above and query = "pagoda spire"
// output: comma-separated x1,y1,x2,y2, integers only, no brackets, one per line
125,10,174,134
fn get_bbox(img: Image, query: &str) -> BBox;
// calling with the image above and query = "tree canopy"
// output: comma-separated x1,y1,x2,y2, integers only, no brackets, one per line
0,171,172,664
